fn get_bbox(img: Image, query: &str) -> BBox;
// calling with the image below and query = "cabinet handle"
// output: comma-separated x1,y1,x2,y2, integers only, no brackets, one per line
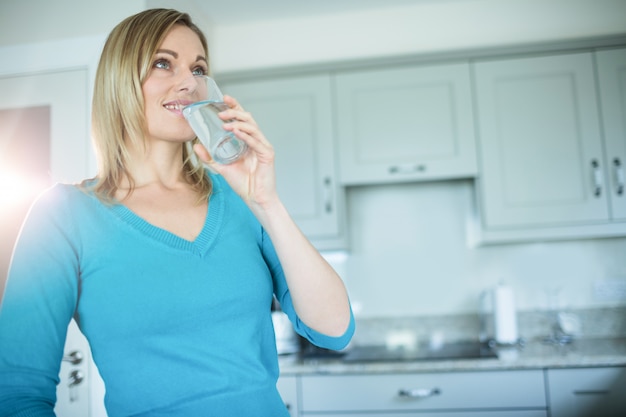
398,387,441,398
591,159,603,197
323,177,333,214
62,350,84,365
68,369,84,387
573,389,610,396
388,164,426,175
614,158,624,196
68,370,85,403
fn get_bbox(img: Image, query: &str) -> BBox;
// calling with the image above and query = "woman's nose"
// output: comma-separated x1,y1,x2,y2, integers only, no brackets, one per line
177,75,200,94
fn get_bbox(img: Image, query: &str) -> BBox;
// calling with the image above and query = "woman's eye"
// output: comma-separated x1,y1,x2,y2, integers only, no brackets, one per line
153,59,170,70
192,66,207,76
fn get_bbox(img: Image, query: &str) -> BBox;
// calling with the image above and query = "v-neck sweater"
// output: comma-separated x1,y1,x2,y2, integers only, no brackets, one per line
0,173,354,417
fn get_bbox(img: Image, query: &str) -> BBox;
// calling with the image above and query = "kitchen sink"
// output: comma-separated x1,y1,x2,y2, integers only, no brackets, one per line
340,341,498,363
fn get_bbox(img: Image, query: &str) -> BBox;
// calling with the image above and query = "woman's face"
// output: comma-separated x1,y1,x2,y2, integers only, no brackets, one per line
142,24,208,144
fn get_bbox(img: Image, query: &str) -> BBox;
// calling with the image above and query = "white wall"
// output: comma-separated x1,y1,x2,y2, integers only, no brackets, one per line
0,0,144,46
209,0,626,73
339,181,626,317
4,1,625,72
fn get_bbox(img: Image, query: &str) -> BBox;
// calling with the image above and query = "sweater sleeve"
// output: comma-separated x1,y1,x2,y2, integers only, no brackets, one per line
262,229,355,351
0,185,80,416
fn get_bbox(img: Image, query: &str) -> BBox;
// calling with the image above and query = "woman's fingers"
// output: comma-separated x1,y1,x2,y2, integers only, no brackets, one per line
220,95,273,150
223,94,243,111
193,143,213,164
221,95,253,121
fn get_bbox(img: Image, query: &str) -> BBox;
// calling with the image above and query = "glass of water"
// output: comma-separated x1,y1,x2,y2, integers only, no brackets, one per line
183,76,247,164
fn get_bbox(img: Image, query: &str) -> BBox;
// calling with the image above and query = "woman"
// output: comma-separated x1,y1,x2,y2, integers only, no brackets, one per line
0,9,354,416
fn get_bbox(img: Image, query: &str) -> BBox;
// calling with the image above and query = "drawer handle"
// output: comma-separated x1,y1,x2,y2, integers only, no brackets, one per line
62,350,84,365
388,164,426,175
573,389,610,396
398,387,441,398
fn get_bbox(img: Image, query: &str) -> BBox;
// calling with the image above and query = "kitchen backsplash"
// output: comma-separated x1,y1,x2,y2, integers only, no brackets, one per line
324,180,626,318
349,306,626,348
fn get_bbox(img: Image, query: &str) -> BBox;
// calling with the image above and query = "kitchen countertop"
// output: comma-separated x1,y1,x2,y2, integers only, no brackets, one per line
278,337,626,375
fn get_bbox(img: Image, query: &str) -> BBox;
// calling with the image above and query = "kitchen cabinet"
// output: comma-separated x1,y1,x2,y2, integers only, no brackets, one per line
473,50,626,243
596,48,626,221
222,75,345,250
299,370,546,416
547,366,626,417
335,62,478,185
277,375,299,417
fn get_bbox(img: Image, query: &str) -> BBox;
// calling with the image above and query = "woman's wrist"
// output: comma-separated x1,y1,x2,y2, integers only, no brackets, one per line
249,197,291,232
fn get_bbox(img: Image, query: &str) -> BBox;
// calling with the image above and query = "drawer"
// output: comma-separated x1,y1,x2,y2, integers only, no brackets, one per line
301,370,546,412
315,412,547,417
548,366,626,417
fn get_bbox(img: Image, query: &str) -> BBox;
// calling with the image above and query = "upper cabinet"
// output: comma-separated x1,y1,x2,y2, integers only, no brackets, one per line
596,48,626,221
473,48,626,243
222,75,345,250
218,42,626,247
334,62,478,185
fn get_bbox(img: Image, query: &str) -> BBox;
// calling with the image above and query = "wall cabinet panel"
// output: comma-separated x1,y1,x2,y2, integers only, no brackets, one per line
335,62,477,185
223,75,346,250
473,49,626,243
596,48,626,221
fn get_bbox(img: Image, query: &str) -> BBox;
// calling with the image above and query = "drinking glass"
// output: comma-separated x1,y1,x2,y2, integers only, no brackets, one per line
183,76,247,164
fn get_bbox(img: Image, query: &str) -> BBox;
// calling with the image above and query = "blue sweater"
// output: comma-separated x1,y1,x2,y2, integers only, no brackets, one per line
0,173,354,417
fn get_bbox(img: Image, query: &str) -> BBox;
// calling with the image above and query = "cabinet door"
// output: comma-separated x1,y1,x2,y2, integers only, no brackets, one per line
474,52,607,229
548,366,626,417
277,375,299,417
222,75,343,246
335,62,477,185
597,48,626,221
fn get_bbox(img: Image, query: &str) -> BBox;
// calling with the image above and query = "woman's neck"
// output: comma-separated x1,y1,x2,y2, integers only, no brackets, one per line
122,140,187,189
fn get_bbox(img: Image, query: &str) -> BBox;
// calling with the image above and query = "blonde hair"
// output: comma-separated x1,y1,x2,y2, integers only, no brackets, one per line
89,8,212,202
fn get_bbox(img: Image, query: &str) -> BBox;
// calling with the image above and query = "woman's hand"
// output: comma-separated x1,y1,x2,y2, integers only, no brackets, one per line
193,94,280,212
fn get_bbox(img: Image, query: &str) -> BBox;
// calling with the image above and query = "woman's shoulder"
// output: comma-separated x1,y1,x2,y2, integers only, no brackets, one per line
206,171,260,223
207,171,225,188
36,182,92,204
207,171,236,199
27,181,96,218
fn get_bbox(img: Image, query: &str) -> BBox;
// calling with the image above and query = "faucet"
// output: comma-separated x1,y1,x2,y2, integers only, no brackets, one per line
543,312,579,346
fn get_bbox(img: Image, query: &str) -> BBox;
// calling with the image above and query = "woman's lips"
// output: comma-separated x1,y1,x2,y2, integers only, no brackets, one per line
163,100,194,116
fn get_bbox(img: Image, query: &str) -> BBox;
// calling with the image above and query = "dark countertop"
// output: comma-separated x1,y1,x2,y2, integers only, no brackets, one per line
278,337,626,375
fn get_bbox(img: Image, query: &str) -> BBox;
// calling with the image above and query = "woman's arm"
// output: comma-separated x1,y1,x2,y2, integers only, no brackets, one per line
256,200,352,337
0,186,79,415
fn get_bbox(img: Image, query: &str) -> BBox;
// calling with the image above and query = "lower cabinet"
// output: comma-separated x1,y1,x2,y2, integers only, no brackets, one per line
281,366,626,416
298,370,546,416
547,366,626,417
277,375,299,417
307,412,544,417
